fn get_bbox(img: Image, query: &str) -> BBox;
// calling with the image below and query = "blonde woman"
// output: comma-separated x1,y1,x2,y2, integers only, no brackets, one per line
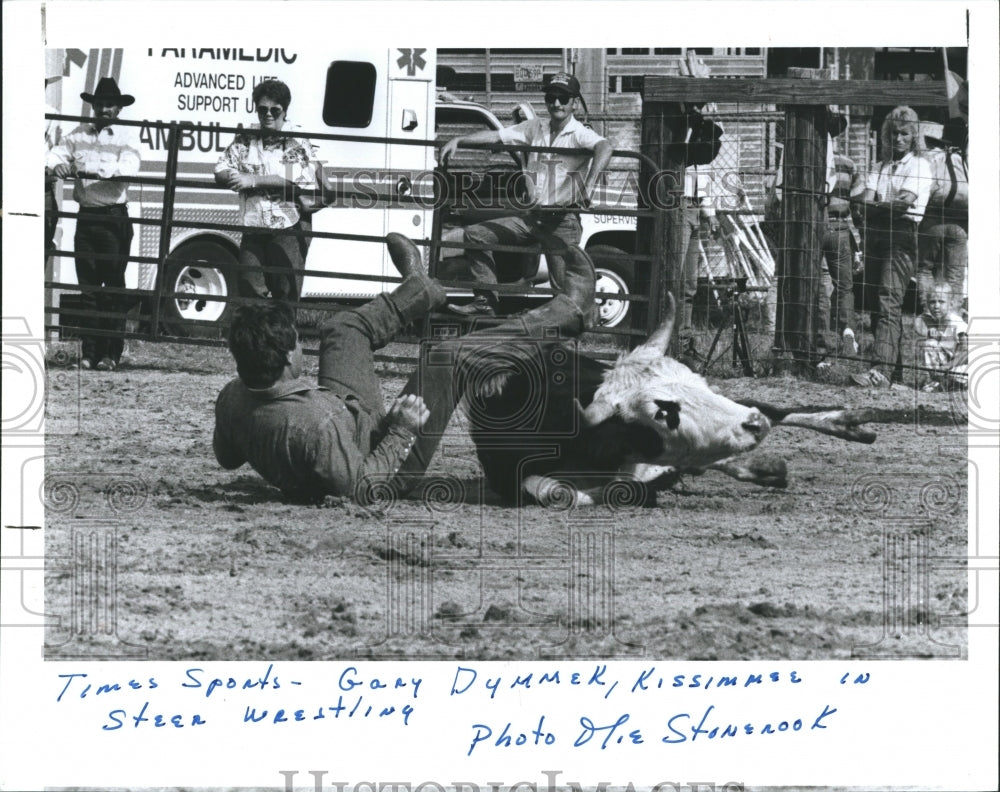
852,106,932,388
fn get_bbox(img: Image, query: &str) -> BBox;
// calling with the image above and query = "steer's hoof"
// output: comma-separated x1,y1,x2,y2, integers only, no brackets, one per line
747,457,788,488
522,475,593,508
837,409,879,444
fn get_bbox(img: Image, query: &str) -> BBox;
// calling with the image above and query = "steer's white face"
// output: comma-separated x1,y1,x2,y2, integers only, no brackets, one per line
588,349,770,469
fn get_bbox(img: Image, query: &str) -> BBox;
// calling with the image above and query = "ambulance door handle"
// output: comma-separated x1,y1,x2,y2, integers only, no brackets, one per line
401,109,418,131
396,176,412,197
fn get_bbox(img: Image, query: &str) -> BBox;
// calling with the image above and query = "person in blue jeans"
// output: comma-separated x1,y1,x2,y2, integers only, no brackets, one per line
439,73,612,317
46,77,141,372
916,119,968,319
822,142,865,359
852,106,932,389
214,234,597,504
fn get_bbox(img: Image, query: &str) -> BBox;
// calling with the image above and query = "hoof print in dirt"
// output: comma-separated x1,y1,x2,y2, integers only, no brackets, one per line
435,601,465,621
372,542,430,567
732,532,779,550
748,601,784,618
747,601,800,619
483,603,517,622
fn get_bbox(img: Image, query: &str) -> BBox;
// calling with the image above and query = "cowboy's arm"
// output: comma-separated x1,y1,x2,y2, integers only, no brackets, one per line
46,131,76,179
583,139,614,204
111,128,141,178
439,129,504,166
313,397,427,503
213,396,247,470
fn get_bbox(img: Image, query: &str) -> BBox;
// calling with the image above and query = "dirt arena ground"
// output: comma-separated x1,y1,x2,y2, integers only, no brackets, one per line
43,332,969,661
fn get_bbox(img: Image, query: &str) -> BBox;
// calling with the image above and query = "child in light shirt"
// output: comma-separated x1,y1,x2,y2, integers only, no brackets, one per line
914,282,967,391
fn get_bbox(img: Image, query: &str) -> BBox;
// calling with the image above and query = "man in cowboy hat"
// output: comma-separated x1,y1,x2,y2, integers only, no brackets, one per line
439,72,612,317
47,76,141,371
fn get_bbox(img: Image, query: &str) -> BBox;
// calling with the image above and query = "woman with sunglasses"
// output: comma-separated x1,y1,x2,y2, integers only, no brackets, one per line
215,79,319,304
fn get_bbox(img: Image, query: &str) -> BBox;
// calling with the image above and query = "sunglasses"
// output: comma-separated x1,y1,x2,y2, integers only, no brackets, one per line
544,93,573,105
256,105,284,119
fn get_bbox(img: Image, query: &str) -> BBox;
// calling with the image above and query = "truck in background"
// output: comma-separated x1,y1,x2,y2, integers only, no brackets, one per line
48,48,640,335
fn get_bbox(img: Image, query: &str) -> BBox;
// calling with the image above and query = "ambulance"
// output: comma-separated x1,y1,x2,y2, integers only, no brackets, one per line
49,48,638,335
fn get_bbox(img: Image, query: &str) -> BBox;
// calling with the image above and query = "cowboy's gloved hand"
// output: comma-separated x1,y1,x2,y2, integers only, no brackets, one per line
389,394,430,433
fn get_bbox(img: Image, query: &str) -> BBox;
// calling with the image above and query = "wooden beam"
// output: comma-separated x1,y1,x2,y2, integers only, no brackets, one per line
643,76,950,106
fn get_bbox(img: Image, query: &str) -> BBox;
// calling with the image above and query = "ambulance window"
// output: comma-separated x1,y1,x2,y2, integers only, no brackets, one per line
323,61,377,128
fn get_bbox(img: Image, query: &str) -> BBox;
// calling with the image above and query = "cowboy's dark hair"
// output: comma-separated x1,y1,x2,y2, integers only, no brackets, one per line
252,79,292,112
228,303,297,388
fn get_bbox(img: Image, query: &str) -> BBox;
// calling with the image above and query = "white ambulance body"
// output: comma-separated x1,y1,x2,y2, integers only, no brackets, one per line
51,47,438,331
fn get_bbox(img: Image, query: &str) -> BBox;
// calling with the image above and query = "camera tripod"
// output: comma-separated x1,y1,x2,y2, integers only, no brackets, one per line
700,278,760,377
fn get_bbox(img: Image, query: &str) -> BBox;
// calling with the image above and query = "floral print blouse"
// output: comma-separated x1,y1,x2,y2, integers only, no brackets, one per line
215,126,317,229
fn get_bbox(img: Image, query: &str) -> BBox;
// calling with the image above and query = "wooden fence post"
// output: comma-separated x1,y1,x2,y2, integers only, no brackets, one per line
776,67,830,364
638,97,687,353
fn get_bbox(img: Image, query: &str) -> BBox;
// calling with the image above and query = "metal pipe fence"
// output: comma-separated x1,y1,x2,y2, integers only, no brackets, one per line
45,114,664,354
47,103,965,387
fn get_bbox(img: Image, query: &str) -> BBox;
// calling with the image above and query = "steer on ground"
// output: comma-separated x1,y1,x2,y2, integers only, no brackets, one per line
456,295,877,507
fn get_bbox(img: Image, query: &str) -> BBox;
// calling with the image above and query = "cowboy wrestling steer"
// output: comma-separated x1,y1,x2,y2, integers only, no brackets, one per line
455,287,876,507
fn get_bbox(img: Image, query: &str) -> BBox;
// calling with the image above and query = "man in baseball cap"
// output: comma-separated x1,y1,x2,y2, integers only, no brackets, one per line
545,72,582,99
440,71,612,317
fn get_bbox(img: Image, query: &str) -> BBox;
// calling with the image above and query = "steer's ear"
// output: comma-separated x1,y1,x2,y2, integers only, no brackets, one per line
654,399,681,430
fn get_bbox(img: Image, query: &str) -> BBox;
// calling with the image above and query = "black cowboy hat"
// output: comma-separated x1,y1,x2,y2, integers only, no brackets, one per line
81,77,135,107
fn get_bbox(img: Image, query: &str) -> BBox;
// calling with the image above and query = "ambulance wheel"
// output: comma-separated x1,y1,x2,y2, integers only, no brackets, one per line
588,245,634,329
162,240,238,338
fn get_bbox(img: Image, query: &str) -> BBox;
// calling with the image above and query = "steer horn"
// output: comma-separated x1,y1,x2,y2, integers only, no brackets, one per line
641,293,676,355
577,397,616,427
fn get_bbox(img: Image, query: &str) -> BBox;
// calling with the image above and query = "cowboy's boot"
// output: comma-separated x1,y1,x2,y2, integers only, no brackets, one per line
333,236,446,348
385,233,447,324
386,232,429,280
475,245,596,339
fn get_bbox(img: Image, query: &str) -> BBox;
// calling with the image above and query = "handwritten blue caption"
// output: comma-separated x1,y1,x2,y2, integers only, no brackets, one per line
451,666,870,756
55,665,421,731
52,662,871,751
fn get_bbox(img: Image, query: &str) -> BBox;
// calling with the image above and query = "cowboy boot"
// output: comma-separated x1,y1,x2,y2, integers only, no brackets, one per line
462,245,596,340
385,233,447,324
386,275,447,326
386,232,429,280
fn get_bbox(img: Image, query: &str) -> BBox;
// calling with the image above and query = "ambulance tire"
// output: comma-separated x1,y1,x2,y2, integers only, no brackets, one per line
588,245,634,330
161,240,238,339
